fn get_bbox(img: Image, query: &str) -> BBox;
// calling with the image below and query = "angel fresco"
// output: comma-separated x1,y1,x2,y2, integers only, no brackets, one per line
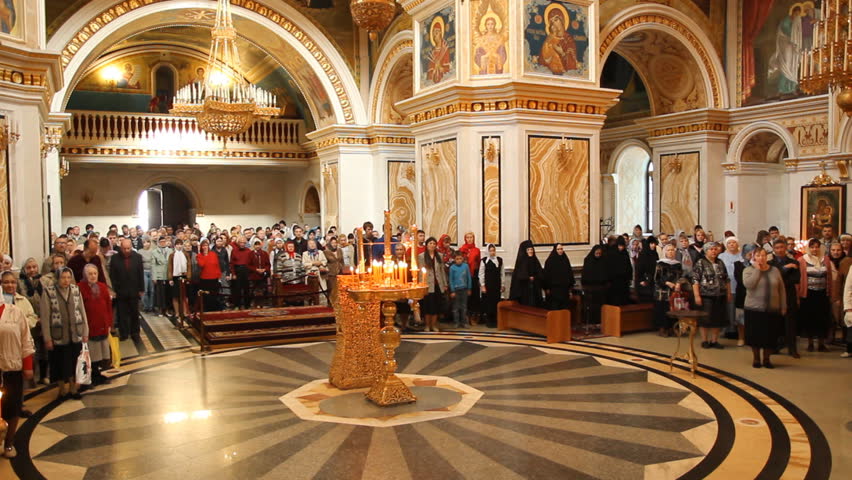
472,0,509,76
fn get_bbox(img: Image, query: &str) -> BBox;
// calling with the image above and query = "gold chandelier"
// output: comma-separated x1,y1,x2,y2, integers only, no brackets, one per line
350,0,397,41
171,0,281,141
799,0,852,116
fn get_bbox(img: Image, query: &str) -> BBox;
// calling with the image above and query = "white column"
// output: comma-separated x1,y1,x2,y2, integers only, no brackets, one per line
44,148,63,238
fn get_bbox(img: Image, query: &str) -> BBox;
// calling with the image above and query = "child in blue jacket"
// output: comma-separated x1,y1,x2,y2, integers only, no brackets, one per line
449,251,472,328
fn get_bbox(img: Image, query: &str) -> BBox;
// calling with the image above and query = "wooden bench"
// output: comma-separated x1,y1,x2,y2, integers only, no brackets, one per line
601,303,655,337
497,301,571,343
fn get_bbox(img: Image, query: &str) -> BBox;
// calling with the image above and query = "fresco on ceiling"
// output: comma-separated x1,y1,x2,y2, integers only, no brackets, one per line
741,0,822,106
380,56,413,125
471,0,509,76
280,52,335,129
0,0,19,38
601,52,651,121
419,6,456,89
257,67,315,130
524,0,589,79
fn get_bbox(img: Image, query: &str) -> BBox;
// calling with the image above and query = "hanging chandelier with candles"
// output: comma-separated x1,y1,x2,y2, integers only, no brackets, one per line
171,0,281,140
799,0,852,116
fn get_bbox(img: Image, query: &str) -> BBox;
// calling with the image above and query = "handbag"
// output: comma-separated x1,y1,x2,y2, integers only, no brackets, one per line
76,343,92,386
670,289,690,312
109,333,122,368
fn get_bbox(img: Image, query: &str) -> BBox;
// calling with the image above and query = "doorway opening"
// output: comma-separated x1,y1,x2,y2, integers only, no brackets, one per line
137,183,195,230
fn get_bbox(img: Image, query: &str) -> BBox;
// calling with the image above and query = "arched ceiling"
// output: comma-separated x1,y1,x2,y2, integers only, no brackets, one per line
741,132,788,164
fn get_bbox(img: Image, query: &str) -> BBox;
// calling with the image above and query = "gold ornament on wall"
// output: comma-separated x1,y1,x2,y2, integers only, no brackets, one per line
557,136,573,163
424,141,441,165
807,161,839,186
668,153,683,174
0,118,20,150
350,0,398,42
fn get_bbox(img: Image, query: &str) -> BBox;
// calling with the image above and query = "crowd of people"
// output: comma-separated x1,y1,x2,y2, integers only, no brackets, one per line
1,219,851,460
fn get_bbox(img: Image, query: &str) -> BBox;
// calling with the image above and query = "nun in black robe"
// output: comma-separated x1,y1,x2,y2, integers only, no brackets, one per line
543,244,575,310
509,240,544,307
605,236,633,306
581,245,608,326
635,236,660,302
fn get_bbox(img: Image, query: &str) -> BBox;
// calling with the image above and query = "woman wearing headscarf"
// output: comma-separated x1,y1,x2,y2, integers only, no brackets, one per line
581,245,608,327
692,241,730,349
605,236,632,306
479,244,504,328
636,236,659,302
324,236,344,306
688,228,707,264
733,243,759,347
719,236,742,341
39,267,89,401
195,238,222,312
543,244,574,310
653,243,684,336
458,232,482,325
17,258,47,384
78,264,113,385
302,239,328,306
437,234,455,267
743,247,786,368
675,234,694,276
827,242,849,347
798,238,832,352
419,237,449,332
0,281,35,459
509,240,544,307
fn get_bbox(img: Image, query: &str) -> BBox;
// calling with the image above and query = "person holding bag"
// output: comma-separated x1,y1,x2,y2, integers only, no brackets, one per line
0,299,35,459
78,264,113,385
39,267,89,401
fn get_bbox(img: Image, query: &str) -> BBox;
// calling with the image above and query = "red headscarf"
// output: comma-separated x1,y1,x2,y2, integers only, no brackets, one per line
437,234,453,264
458,232,481,275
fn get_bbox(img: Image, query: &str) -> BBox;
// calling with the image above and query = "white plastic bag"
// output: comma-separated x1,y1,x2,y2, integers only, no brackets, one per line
76,343,92,386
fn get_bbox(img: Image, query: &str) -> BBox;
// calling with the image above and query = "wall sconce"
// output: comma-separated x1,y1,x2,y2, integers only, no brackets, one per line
424,141,440,165
669,153,683,174
59,157,70,179
239,190,250,204
81,191,93,205
836,159,850,181
482,138,500,164
43,126,63,156
557,136,573,162
321,163,334,182
0,117,20,150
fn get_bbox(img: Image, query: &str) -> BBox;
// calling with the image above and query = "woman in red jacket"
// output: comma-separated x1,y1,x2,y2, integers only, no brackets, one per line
78,264,113,385
195,238,222,312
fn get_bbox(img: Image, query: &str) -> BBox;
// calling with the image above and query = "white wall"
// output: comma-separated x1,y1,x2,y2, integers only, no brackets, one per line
614,147,650,234
60,166,313,234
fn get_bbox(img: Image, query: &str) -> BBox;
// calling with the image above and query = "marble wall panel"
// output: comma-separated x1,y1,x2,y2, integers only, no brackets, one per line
660,152,699,235
529,136,589,244
0,151,8,254
388,161,416,230
421,139,458,241
323,163,339,231
482,136,501,245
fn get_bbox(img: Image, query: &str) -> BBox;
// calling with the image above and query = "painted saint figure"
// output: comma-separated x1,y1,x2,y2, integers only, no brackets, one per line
426,16,452,85
116,63,141,89
537,4,577,75
768,4,803,95
0,0,15,35
473,9,508,75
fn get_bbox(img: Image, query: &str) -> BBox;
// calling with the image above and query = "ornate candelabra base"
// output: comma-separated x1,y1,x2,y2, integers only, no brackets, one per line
365,301,416,406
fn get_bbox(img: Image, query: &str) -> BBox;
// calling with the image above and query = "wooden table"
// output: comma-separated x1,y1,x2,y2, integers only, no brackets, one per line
666,310,708,378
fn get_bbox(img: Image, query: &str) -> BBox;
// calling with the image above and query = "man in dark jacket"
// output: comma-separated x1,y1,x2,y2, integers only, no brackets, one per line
770,238,801,358
109,239,145,340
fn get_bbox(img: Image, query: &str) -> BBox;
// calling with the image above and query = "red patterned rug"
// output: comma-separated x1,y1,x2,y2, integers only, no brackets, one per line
202,306,334,321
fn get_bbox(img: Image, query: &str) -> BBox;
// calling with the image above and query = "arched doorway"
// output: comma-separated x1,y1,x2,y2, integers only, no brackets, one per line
302,185,321,231
139,183,195,230
614,145,652,234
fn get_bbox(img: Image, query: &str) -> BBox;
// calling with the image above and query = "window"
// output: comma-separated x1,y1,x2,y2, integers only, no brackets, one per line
645,160,654,233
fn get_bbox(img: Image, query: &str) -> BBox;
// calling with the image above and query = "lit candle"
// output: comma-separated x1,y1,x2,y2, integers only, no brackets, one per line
421,267,427,285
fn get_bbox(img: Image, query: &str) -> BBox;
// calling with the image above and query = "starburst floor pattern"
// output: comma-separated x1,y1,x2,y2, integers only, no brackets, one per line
11,334,830,480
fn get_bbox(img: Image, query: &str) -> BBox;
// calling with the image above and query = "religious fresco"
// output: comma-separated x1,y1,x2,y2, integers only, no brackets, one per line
75,52,211,94
380,56,413,125
421,139,458,241
801,184,846,240
323,163,339,232
660,152,699,235
524,0,589,79
0,0,19,38
528,136,589,245
419,7,456,89
471,0,509,76
387,161,417,231
740,0,822,106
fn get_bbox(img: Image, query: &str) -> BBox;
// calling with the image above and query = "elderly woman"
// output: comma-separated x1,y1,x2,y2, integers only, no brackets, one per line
302,239,328,305
798,238,831,352
16,258,48,384
718,237,742,340
827,242,850,347
692,242,731,349
733,244,759,347
1,254,13,273
0,279,35,459
743,247,787,368
78,264,113,385
653,244,684,336
40,267,89,400
636,236,659,302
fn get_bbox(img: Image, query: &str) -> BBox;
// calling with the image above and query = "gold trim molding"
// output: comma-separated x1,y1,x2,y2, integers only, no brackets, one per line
408,98,606,124
61,146,314,159
59,0,356,123
648,122,727,138
314,136,416,149
600,13,723,109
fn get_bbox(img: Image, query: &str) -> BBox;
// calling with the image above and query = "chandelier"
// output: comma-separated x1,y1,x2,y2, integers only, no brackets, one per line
171,0,281,141
799,0,852,116
350,0,397,41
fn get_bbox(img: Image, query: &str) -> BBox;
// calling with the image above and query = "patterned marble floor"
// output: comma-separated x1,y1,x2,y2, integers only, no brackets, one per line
7,333,832,480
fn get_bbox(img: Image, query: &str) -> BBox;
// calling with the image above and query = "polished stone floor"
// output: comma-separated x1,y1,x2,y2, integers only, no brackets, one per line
2,317,843,479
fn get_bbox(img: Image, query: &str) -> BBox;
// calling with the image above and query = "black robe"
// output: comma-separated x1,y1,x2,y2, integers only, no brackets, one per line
605,243,633,306
543,246,575,310
509,240,544,307
635,239,659,301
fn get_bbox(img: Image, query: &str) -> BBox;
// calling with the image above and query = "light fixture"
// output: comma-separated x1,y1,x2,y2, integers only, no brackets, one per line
669,153,683,174
350,0,397,42
799,0,852,116
0,117,20,150
557,136,573,162
171,0,282,144
59,158,70,179
322,163,334,181
424,141,440,165
482,137,500,163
